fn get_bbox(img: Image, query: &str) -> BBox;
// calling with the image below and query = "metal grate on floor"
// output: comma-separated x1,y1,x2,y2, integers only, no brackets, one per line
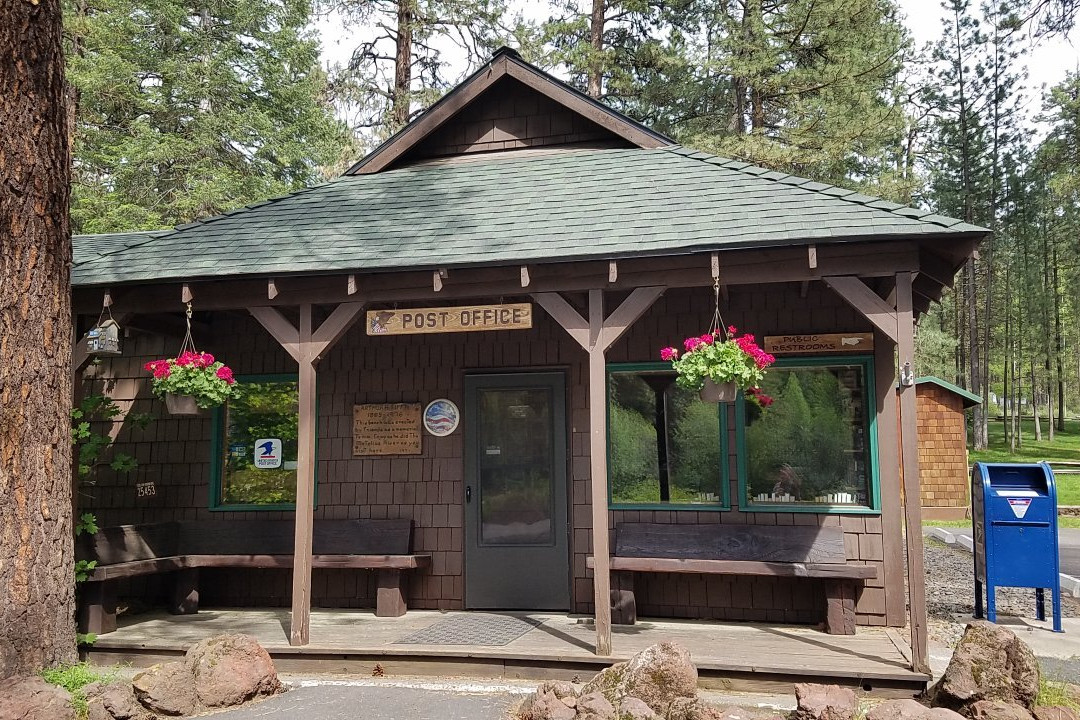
393,613,544,646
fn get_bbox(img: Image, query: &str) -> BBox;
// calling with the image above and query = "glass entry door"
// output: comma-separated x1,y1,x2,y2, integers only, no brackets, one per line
464,373,570,609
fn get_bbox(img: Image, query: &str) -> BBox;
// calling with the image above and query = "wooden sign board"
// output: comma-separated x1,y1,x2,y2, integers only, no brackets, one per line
353,403,422,456
764,333,874,355
367,303,532,336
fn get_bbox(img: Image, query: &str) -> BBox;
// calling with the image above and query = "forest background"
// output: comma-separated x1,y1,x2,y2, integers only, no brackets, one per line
65,0,1080,452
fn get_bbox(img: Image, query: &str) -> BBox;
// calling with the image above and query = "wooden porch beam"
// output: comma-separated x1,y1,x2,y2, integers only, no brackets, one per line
896,272,930,674
918,248,960,287
822,276,899,343
598,286,665,352
587,289,613,657
292,303,317,647
247,306,301,363
533,286,665,658
246,301,363,646
531,292,590,350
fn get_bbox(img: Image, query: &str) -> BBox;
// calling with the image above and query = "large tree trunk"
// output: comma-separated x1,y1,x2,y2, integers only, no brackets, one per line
0,0,76,678
587,0,604,97
391,0,415,129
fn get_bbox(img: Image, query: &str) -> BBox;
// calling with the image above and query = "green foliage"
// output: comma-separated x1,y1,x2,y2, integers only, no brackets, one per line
74,560,98,583
71,394,141,483
1038,677,1080,711
220,380,299,505
65,0,352,233
74,513,99,537
668,337,767,393
41,662,119,719
745,368,863,502
76,633,98,648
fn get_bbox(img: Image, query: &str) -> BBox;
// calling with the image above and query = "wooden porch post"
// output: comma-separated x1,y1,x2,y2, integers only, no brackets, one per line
587,289,612,656
895,272,930,674
248,301,365,646
874,330,906,628
532,286,664,657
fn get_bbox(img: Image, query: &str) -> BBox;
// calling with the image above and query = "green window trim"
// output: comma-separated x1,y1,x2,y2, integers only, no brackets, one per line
606,362,731,511
209,373,319,512
734,355,881,515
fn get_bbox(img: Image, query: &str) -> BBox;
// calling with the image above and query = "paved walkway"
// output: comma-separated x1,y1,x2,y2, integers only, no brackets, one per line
204,684,518,719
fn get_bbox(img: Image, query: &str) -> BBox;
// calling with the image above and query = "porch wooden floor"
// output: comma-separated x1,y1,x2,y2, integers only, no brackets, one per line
86,609,927,696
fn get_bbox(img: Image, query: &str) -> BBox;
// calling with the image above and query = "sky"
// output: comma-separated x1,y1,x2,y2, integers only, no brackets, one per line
314,0,1080,123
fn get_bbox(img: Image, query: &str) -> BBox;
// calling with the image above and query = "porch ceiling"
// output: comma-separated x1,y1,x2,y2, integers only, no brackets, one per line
71,146,987,289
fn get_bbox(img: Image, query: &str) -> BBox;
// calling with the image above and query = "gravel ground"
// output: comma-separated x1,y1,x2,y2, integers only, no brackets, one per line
923,537,1080,648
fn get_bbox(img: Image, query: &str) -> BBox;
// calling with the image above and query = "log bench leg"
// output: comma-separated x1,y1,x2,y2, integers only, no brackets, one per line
824,580,857,635
170,568,200,615
79,582,117,635
611,570,637,625
376,570,407,617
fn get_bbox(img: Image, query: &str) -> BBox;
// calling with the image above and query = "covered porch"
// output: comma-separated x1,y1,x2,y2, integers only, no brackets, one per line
83,608,926,696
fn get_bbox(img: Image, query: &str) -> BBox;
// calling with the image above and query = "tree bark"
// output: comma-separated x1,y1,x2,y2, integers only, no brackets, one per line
391,0,415,129
0,0,77,678
587,0,604,97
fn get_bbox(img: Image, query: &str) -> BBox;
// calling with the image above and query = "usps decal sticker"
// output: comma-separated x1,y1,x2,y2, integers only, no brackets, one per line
1007,497,1031,519
254,438,283,469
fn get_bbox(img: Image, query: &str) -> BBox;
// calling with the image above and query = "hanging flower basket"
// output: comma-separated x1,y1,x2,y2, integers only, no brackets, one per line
144,303,238,414
660,327,775,405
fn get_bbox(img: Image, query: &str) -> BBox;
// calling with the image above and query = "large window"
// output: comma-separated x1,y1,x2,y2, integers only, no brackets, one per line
211,376,303,510
739,357,878,512
607,365,727,508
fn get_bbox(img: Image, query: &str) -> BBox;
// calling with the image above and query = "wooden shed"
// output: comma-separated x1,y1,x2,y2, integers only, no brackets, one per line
912,377,981,520
69,48,986,681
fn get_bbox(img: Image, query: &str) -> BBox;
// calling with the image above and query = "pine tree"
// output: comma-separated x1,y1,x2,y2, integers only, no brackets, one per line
66,0,351,233
326,0,510,143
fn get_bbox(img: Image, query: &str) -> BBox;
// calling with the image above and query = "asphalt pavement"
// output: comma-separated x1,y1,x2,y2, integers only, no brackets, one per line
203,683,522,719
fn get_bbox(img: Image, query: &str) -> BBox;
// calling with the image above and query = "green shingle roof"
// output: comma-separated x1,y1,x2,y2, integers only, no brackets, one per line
71,146,987,288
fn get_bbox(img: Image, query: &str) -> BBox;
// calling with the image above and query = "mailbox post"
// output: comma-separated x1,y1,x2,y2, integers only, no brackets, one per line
972,462,1063,633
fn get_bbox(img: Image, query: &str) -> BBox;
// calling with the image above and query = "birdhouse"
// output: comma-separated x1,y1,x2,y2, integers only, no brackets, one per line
86,318,122,356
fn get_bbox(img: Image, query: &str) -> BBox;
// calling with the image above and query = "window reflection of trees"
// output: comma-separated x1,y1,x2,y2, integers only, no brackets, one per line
221,381,300,506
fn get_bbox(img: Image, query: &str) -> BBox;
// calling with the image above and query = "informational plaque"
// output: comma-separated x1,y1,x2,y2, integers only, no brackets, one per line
353,403,422,456
764,333,874,355
367,303,532,336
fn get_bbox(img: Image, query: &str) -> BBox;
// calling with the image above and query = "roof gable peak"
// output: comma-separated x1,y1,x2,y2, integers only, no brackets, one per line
345,50,671,175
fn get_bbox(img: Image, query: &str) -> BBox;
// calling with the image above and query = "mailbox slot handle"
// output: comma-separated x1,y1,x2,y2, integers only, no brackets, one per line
989,520,1050,527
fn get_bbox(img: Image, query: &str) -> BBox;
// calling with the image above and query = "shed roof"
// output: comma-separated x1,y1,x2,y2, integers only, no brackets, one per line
915,376,982,408
71,145,986,288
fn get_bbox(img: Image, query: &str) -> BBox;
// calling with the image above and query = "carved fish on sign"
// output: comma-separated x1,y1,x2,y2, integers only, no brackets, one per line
841,337,865,346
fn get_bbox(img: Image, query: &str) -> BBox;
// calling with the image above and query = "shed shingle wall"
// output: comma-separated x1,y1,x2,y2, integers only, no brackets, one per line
914,385,970,509
81,283,896,626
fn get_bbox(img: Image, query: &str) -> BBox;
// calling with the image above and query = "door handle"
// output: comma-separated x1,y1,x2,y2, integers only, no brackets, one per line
466,485,472,503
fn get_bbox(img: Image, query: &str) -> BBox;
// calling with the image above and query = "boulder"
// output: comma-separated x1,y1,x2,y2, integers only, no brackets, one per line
665,696,725,720
536,681,579,700
1034,708,1080,720
967,702,1036,720
793,684,858,720
518,689,577,720
83,680,153,720
931,622,1040,712
184,633,282,708
617,697,661,720
132,661,196,717
0,676,77,720
580,643,697,715
867,699,966,720
576,692,617,720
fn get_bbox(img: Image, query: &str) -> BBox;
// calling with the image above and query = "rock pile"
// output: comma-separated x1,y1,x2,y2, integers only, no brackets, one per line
0,633,283,720
515,642,785,720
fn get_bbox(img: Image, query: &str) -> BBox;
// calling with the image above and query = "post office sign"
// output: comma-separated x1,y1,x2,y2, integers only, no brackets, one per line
367,303,532,335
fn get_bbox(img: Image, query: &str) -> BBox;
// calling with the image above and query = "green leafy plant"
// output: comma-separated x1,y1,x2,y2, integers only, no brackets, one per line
661,326,776,406
76,633,97,648
74,560,98,583
40,661,119,718
71,394,143,482
74,513,99,537
145,351,237,408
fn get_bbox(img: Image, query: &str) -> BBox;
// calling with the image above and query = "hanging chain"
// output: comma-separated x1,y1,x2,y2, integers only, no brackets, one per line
96,293,115,327
709,277,729,340
178,301,198,356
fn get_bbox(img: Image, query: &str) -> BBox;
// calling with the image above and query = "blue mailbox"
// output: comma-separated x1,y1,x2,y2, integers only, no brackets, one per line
972,462,1062,632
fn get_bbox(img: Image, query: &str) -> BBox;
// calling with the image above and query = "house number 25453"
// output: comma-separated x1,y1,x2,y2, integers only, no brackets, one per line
137,482,157,498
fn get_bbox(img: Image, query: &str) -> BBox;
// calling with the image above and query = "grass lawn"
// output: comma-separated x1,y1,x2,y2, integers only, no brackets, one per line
969,417,1080,505
923,516,1080,528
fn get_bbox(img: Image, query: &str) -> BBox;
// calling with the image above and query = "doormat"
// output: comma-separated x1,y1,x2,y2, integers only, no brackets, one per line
393,614,543,646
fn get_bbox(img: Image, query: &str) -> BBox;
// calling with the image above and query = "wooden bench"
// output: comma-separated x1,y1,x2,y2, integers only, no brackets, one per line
587,522,877,635
77,519,430,635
